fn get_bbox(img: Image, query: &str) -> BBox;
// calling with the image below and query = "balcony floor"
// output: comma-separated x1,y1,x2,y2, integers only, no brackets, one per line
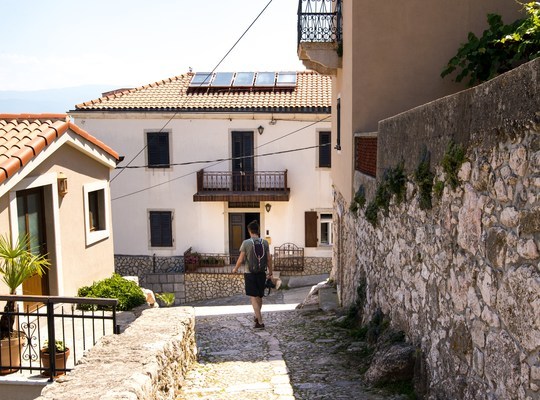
193,190,290,202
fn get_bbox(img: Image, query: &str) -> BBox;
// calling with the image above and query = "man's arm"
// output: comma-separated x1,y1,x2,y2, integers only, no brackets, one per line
232,252,245,273
267,253,273,277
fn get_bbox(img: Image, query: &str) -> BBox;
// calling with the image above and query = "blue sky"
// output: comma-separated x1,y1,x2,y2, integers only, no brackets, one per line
0,0,304,91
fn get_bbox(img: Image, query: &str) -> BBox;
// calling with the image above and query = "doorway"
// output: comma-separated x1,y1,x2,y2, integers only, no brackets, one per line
228,212,260,262
16,188,50,308
231,131,254,191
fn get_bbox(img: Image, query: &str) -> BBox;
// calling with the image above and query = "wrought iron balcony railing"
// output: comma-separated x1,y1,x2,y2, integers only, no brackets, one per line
297,0,342,46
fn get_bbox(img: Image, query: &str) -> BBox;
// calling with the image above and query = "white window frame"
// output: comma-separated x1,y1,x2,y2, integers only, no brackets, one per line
83,181,111,246
318,211,334,247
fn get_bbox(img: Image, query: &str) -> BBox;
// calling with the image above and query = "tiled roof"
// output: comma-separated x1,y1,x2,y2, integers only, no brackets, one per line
0,114,119,184
74,71,331,113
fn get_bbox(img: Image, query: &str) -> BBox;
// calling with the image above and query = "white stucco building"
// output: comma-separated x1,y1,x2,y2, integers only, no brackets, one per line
71,71,332,273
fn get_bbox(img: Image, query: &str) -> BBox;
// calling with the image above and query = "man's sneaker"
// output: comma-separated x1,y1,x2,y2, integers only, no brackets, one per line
254,322,265,329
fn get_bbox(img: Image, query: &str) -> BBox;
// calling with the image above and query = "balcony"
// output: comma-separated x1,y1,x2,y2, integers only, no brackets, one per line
193,170,290,202
297,0,342,75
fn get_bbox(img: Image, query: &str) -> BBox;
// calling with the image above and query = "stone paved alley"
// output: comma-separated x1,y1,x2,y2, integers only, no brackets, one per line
176,285,400,400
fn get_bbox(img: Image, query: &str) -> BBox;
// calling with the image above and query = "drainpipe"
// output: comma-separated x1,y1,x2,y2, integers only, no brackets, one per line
152,253,156,274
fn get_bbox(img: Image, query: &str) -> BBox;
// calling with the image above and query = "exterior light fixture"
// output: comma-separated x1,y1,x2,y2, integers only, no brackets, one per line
257,125,264,135
265,203,272,212
57,172,68,197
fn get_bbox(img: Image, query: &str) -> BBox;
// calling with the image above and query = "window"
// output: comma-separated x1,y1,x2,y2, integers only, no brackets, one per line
335,98,341,150
149,211,173,247
147,131,170,168
305,210,333,247
319,213,333,245
83,181,111,246
319,131,331,168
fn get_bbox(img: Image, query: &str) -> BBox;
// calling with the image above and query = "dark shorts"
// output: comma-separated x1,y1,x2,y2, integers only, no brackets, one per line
244,273,266,298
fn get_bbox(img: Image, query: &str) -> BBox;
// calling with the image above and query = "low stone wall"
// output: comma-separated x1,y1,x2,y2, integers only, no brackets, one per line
185,273,245,303
335,59,540,399
277,257,332,276
145,273,186,305
36,307,196,400
115,255,184,286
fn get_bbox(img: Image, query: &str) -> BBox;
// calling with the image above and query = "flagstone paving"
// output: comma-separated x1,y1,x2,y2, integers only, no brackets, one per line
176,288,401,400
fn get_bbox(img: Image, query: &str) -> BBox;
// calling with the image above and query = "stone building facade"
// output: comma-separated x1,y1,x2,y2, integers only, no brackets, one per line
334,59,540,399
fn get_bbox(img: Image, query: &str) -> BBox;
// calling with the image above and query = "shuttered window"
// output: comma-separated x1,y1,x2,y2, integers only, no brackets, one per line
319,131,331,168
147,132,170,168
305,211,318,247
149,211,173,247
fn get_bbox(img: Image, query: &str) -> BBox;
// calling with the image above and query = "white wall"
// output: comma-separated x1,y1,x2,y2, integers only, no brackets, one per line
73,114,332,257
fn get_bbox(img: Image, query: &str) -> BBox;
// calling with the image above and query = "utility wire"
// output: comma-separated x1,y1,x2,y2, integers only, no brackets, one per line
112,143,330,201
110,0,274,183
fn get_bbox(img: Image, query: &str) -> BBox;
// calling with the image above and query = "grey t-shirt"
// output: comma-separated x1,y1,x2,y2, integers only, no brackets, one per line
239,237,270,273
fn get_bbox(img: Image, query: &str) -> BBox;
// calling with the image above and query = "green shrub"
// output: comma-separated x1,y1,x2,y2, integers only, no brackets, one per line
414,147,434,210
365,200,379,226
433,179,445,198
354,185,367,209
155,292,175,307
77,274,146,311
442,140,466,190
385,162,406,205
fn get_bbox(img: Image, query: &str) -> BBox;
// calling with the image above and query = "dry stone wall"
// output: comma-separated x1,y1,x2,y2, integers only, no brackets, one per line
335,59,540,399
185,273,245,303
36,307,196,400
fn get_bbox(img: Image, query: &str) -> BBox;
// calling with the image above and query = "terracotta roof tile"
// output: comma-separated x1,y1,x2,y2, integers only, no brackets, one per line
0,114,119,185
74,71,331,113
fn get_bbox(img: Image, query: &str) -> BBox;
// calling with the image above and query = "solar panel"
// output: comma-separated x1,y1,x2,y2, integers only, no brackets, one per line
212,72,234,87
233,72,255,87
276,71,297,87
189,72,213,87
254,72,276,87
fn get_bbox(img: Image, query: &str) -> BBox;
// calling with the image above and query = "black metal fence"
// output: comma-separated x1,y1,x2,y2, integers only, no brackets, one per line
297,0,342,45
0,295,118,380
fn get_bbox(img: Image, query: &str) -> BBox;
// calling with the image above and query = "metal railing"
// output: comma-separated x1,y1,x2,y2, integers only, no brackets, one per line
0,295,119,380
196,170,288,193
183,248,238,273
297,0,342,45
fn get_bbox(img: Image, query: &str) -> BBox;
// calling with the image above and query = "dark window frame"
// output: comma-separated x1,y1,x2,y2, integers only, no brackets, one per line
319,131,331,168
149,211,173,248
147,131,170,168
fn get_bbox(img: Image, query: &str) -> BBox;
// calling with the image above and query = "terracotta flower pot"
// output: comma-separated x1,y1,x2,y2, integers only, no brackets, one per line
40,348,70,377
0,331,26,375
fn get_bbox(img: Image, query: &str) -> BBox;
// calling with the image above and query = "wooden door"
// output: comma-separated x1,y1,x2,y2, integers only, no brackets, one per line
229,214,245,263
17,188,49,308
231,131,254,191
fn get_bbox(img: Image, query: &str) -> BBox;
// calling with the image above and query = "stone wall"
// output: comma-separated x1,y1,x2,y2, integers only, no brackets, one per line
185,273,245,303
36,307,196,400
115,255,184,286
145,273,186,305
276,257,332,277
335,58,540,399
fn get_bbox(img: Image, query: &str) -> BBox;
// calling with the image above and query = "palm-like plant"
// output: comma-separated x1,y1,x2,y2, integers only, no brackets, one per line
0,234,50,339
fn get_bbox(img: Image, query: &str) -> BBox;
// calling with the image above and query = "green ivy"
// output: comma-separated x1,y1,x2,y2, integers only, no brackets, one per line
433,179,445,199
442,140,466,190
414,147,434,210
385,162,406,205
365,200,379,226
354,186,367,208
441,3,540,86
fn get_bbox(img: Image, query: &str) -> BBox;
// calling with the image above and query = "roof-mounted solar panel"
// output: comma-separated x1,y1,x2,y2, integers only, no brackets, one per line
276,71,297,87
189,72,213,87
212,72,234,87
254,72,276,87
232,72,255,87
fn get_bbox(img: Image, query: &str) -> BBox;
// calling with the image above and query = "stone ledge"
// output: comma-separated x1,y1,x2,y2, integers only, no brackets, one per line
36,307,196,400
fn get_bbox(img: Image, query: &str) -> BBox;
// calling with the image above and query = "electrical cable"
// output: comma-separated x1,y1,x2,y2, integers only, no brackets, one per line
110,0,274,183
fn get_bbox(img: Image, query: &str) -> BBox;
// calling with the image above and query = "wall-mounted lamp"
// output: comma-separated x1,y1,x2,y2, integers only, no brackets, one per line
57,172,68,197
257,125,264,135
265,203,272,212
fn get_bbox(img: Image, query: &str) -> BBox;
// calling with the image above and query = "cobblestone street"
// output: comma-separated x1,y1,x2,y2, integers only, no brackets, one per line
176,287,396,400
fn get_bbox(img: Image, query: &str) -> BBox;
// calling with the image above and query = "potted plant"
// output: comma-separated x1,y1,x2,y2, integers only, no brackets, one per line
184,252,200,272
0,234,49,375
40,339,70,377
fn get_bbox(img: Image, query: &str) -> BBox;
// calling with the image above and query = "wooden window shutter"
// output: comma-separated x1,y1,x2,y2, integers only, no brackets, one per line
305,211,318,247
150,211,172,247
319,131,331,167
147,132,170,167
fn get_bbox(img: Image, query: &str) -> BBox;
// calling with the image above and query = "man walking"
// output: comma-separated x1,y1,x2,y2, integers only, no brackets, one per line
232,221,273,329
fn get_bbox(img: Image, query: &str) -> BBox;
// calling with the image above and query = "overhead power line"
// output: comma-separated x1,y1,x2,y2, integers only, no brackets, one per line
110,0,274,183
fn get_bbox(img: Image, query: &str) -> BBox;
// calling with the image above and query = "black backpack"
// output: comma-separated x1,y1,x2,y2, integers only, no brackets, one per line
249,238,267,273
